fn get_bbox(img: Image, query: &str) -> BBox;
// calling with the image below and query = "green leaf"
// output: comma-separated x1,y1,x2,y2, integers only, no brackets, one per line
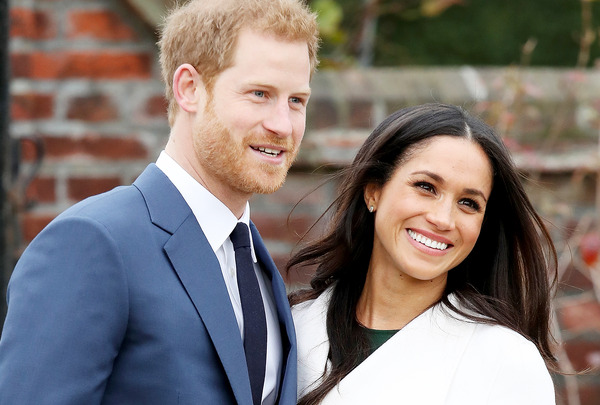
312,0,344,38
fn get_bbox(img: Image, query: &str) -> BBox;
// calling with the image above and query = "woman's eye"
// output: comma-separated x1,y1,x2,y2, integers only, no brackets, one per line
459,198,481,212
253,91,265,98
415,182,435,193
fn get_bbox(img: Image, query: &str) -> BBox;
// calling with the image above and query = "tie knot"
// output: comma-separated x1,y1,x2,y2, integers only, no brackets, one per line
230,222,251,250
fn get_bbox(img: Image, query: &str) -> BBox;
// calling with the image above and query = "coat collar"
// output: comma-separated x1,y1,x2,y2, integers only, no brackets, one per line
293,288,475,404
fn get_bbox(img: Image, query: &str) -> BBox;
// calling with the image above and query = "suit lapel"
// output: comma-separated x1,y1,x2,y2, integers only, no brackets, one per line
134,165,253,405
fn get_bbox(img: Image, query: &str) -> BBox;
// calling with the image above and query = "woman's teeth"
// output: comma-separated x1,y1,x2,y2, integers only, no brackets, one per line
408,230,448,250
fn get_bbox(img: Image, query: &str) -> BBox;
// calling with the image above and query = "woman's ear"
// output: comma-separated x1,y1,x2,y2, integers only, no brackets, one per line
364,183,381,212
172,63,206,113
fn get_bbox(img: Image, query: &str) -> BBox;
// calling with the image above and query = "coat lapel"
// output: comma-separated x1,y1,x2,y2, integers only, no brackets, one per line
294,288,475,405
321,298,476,404
134,165,252,405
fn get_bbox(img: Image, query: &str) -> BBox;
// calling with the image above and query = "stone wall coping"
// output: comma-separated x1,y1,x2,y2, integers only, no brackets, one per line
299,129,599,172
310,66,600,102
302,67,600,171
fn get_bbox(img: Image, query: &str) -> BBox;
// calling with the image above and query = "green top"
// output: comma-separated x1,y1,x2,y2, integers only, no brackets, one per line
363,327,399,355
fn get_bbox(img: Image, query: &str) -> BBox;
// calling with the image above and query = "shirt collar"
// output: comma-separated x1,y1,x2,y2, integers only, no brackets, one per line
155,151,256,260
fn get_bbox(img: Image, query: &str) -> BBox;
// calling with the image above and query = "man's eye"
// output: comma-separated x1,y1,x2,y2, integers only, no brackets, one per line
253,91,265,97
290,97,301,104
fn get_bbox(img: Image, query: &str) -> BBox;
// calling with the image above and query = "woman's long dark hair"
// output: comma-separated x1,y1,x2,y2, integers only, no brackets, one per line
287,103,558,405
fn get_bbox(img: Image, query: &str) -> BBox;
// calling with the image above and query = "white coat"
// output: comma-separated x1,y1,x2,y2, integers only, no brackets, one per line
293,287,555,404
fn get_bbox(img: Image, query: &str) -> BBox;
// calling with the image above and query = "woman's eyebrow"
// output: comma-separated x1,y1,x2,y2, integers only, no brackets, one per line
411,170,488,202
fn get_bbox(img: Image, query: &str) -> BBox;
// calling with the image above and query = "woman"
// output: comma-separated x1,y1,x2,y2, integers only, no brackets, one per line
288,103,558,404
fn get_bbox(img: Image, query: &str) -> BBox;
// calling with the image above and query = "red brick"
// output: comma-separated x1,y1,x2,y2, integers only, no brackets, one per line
307,99,338,129
80,136,147,160
26,177,56,203
43,135,148,160
10,52,62,79
66,52,152,79
22,213,55,243
349,100,373,128
68,10,137,41
19,137,45,162
11,93,54,120
11,52,152,79
39,136,77,158
145,95,168,118
10,54,30,78
562,338,600,372
67,94,118,122
579,384,600,405
68,177,121,201
559,299,600,333
10,8,55,40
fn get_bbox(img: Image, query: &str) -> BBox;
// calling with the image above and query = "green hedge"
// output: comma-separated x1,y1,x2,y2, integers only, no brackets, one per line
330,0,600,67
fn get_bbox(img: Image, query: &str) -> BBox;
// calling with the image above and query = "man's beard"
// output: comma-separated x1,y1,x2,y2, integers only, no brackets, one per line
192,103,299,196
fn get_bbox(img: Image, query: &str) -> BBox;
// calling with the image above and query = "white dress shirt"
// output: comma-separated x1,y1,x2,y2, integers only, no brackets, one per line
156,151,282,405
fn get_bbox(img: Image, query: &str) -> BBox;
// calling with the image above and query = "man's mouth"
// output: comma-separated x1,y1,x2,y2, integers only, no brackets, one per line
407,229,449,251
251,146,283,157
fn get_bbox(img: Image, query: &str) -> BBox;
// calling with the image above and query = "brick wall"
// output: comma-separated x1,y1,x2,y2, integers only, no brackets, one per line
7,0,600,403
10,0,167,249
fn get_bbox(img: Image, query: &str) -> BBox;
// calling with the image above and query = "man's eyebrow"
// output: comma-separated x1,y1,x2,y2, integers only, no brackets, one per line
295,89,312,97
246,82,312,97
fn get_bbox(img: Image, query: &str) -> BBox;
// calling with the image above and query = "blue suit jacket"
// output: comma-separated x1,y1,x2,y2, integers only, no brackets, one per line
0,164,297,404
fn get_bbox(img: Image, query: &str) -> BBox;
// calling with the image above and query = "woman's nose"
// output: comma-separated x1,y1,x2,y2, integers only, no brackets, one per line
425,199,454,231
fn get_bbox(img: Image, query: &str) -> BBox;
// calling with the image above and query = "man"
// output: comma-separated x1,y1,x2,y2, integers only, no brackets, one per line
0,0,319,403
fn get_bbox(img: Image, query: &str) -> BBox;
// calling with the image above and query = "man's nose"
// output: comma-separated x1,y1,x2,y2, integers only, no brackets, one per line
262,100,293,137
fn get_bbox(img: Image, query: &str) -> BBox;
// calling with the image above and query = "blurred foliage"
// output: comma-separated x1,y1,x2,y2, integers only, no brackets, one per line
308,0,600,68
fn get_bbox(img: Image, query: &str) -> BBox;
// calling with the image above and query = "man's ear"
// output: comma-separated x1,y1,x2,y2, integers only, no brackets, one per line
364,183,381,211
172,63,206,113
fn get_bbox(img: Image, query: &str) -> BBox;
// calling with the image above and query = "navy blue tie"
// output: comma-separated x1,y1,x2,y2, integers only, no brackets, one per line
230,223,267,405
